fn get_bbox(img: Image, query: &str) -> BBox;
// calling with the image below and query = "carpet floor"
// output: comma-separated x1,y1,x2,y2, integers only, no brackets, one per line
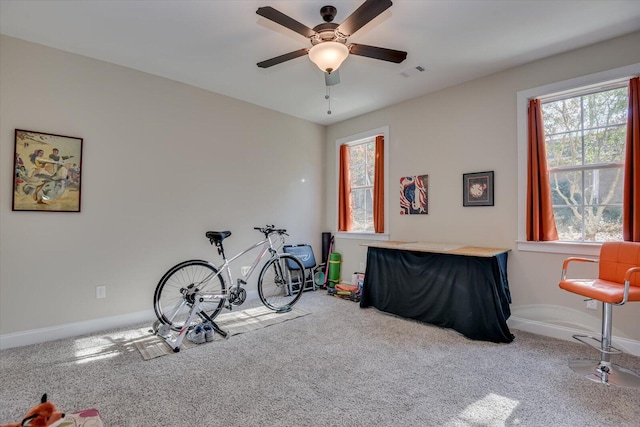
1,291,639,426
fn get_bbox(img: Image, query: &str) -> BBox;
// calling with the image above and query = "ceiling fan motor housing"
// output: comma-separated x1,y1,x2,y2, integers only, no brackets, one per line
311,22,346,45
320,5,337,22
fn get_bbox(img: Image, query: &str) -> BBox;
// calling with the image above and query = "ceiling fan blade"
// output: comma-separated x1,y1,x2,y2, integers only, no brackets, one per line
349,43,407,63
256,6,316,38
257,48,310,68
325,70,340,86
336,0,393,37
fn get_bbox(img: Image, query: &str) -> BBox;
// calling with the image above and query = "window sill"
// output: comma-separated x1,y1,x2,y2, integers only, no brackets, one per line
335,232,390,241
516,240,601,256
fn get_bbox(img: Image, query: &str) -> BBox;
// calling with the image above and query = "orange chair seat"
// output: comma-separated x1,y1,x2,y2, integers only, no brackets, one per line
560,278,640,304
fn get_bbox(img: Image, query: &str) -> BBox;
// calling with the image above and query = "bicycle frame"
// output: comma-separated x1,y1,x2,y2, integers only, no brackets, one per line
156,228,294,352
153,225,304,351
208,231,285,298
165,232,285,321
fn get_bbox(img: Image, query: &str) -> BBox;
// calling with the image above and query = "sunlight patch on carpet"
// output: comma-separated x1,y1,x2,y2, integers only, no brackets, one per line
445,393,520,426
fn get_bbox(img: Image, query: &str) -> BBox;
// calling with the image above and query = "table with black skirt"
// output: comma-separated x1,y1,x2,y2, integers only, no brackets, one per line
360,242,514,343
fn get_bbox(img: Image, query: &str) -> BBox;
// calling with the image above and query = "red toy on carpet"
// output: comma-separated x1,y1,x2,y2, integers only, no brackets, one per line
0,394,64,427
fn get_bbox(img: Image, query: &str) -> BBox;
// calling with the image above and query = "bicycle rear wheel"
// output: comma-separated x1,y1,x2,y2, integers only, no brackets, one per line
154,260,226,332
258,254,305,312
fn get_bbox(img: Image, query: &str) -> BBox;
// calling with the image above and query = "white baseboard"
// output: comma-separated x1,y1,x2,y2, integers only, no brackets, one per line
508,316,640,357
0,290,263,350
0,310,156,350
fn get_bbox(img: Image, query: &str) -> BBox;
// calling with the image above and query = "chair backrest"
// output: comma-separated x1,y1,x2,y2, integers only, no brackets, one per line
283,244,316,269
599,242,640,286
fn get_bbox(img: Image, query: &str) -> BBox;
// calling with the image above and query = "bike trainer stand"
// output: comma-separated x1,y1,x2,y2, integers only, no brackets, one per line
153,295,228,352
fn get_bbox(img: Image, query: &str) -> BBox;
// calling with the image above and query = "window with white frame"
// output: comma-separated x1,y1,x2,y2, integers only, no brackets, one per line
347,138,376,232
541,84,627,242
516,63,640,255
336,126,389,240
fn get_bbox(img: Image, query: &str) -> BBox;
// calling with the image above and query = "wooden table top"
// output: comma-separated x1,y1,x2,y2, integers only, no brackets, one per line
361,241,511,257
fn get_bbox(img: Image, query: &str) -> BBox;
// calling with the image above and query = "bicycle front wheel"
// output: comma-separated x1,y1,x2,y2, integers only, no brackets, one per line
258,254,305,312
154,260,226,332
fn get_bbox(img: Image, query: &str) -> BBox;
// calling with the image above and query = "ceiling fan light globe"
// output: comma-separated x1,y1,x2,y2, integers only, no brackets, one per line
308,42,349,73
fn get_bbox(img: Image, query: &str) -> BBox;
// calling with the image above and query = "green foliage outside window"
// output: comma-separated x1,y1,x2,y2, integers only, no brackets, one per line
542,87,627,242
348,140,375,232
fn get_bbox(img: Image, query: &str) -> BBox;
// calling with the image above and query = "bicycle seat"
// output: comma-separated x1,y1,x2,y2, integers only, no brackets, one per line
205,231,231,245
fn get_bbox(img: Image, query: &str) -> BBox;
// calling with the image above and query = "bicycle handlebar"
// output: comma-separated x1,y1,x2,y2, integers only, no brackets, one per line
254,225,288,237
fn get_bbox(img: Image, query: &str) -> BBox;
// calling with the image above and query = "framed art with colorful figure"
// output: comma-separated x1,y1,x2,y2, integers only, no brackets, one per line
12,129,83,212
400,174,428,214
463,171,494,207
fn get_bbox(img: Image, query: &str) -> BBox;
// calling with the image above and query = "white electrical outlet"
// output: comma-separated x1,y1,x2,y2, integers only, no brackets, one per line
359,262,365,272
96,285,106,299
586,299,598,310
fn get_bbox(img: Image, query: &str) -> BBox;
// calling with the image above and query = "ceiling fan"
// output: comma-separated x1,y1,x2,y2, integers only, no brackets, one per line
256,0,408,74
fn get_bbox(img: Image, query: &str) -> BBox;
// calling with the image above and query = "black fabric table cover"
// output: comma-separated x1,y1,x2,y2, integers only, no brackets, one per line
360,246,514,343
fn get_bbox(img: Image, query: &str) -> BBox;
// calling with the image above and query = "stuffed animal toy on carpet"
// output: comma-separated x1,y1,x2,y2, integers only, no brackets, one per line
0,394,65,427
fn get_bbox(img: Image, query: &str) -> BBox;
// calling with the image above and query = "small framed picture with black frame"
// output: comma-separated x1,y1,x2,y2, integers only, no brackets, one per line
463,171,494,207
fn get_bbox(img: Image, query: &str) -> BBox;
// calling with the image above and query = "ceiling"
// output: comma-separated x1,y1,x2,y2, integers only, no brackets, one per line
1,1,640,126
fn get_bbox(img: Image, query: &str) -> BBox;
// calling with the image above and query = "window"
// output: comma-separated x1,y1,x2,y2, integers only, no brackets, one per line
336,126,389,240
542,85,627,242
347,138,376,232
517,63,640,255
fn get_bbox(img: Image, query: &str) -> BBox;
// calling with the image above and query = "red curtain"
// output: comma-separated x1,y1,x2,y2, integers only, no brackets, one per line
338,144,352,232
373,135,385,233
623,77,640,242
526,99,559,241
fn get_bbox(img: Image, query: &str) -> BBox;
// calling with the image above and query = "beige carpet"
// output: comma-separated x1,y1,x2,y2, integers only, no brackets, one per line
2,292,640,426
135,306,310,360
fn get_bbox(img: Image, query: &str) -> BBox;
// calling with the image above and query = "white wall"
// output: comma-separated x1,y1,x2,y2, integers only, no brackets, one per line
3,31,640,355
0,36,325,346
325,31,640,354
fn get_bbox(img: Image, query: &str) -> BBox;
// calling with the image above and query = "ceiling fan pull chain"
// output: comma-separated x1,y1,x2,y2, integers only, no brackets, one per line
326,86,332,115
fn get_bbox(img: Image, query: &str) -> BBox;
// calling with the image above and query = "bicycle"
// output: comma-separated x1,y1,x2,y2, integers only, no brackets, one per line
152,225,306,351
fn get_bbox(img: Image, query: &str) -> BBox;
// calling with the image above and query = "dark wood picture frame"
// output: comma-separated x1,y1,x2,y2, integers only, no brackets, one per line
12,129,83,212
463,171,494,207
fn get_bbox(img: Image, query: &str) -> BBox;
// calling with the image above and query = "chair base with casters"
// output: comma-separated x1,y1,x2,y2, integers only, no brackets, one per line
559,241,640,388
